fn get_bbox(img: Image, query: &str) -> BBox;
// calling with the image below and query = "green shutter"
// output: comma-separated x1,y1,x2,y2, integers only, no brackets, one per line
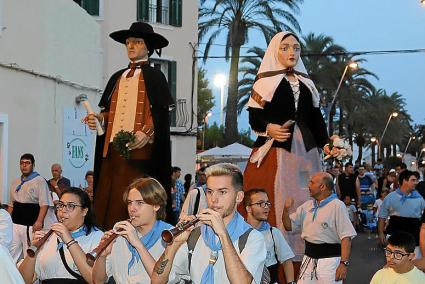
169,0,182,27
82,0,99,16
168,61,177,127
137,0,149,22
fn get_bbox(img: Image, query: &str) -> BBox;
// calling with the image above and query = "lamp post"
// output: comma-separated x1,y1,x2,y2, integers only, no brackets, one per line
377,112,398,160
402,136,416,160
202,111,212,151
214,74,227,126
327,62,358,134
371,137,377,165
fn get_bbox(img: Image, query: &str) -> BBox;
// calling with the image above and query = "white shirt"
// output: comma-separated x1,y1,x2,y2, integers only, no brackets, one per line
180,186,207,218
0,244,25,284
171,229,267,284
290,198,357,244
261,227,294,267
9,175,53,207
106,235,177,284
0,209,13,250
373,199,383,217
34,228,103,280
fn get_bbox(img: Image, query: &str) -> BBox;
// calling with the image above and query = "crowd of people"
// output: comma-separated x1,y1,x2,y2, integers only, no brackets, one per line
1,21,425,284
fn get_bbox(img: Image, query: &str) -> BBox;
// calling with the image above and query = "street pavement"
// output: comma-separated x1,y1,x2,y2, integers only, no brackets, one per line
346,231,386,283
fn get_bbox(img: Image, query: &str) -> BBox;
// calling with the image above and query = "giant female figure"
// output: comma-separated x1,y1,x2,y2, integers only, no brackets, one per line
244,32,328,261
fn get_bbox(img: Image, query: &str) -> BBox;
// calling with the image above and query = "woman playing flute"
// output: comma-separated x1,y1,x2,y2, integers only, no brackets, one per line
92,177,175,284
19,187,103,284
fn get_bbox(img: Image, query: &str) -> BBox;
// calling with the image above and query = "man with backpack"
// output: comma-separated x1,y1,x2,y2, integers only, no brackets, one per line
245,188,295,284
180,167,208,218
151,163,267,284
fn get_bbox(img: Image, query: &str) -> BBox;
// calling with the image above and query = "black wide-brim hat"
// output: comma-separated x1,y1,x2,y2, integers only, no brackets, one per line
110,22,169,54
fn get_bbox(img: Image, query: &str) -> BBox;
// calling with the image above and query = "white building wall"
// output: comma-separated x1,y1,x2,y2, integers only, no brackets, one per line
0,0,102,203
98,0,199,177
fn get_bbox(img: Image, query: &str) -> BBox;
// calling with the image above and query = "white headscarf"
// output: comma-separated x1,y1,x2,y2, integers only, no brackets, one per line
247,31,320,109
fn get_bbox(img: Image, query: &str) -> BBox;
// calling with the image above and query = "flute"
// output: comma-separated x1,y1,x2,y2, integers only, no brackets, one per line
161,218,200,244
27,218,64,257
86,217,135,267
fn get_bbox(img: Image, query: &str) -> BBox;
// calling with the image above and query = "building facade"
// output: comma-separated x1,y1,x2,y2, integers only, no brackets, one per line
0,0,198,203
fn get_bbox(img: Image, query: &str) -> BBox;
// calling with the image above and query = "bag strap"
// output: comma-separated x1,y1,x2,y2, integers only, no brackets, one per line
187,226,202,272
238,228,253,253
193,187,201,215
269,227,279,263
58,240,85,282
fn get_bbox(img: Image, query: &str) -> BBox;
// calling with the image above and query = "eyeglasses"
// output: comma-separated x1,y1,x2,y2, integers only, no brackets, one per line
383,248,411,260
249,201,272,208
56,202,83,212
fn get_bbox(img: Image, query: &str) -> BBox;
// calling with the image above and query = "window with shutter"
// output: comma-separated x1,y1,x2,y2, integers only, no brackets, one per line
168,61,177,127
74,0,100,16
169,0,182,27
137,0,150,22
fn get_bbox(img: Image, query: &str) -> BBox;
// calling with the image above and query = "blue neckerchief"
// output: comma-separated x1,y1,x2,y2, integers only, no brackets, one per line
57,225,88,250
16,171,40,192
257,221,271,232
200,212,251,284
125,220,172,274
396,188,421,203
310,193,337,221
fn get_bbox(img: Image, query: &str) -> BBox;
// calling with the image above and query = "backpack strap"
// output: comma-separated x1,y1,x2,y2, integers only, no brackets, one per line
193,187,201,215
57,240,85,282
269,227,279,263
238,228,254,253
187,226,202,272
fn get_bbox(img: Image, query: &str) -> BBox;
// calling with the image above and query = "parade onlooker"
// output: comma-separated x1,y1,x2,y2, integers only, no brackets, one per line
8,153,55,262
282,172,357,283
183,173,193,196
337,162,360,207
171,167,185,223
245,188,295,283
373,189,388,217
357,166,375,206
48,163,71,196
83,170,94,201
378,170,425,258
395,163,407,175
180,167,208,218
344,196,358,228
370,232,425,283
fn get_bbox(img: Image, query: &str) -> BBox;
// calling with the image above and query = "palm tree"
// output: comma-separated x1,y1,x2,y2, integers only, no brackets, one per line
237,47,264,114
199,0,303,144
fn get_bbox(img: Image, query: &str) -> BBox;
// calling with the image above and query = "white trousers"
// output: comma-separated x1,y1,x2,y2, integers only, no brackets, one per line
297,256,342,284
9,224,33,263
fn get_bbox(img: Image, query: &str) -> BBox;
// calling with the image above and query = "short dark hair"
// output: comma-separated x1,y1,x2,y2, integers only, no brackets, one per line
243,188,267,207
61,187,96,234
399,170,417,186
85,170,94,179
397,163,407,170
20,153,35,164
387,231,416,253
172,166,181,173
344,162,353,168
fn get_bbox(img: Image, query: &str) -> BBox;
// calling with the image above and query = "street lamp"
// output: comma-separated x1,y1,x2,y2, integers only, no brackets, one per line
327,61,358,133
214,74,227,126
402,136,416,159
202,111,212,151
377,112,398,159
